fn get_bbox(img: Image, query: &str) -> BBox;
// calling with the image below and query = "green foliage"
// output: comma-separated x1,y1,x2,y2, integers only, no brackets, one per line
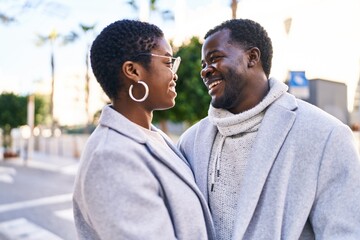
0,92,48,148
0,93,27,131
0,93,27,148
153,37,210,124
34,94,50,125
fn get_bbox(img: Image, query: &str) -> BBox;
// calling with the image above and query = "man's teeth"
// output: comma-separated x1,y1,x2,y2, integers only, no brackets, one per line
209,80,222,89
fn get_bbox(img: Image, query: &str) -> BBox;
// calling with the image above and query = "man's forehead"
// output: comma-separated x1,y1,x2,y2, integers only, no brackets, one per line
202,30,231,54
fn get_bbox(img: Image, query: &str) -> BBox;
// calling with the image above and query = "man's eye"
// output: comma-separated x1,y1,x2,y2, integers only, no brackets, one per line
210,56,221,63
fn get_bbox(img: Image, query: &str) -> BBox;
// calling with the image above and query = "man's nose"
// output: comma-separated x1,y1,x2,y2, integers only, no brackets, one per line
200,65,213,79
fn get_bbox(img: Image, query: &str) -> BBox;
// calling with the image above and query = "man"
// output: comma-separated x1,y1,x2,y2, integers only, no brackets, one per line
178,19,360,239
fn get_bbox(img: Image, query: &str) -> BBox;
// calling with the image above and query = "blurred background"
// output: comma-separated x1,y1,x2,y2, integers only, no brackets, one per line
0,0,359,239
1,0,360,154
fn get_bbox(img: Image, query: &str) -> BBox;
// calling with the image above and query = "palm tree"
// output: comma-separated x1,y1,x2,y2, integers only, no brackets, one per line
0,13,16,24
63,23,97,132
231,0,238,19
127,0,174,21
36,29,59,133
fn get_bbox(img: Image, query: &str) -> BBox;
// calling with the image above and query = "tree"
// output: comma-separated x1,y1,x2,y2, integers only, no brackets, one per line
34,94,50,126
0,93,27,150
0,12,16,24
0,0,67,25
231,0,238,19
0,93,47,151
153,37,210,126
36,29,60,132
63,23,97,132
126,0,174,21
0,0,36,25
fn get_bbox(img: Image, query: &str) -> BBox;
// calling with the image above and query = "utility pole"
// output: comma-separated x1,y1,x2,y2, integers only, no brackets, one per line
24,94,35,164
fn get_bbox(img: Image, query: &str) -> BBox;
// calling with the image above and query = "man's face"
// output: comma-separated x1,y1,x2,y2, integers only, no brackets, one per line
201,29,251,113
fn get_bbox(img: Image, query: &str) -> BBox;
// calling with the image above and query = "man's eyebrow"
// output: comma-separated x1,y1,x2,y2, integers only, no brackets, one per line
205,49,221,58
202,49,221,62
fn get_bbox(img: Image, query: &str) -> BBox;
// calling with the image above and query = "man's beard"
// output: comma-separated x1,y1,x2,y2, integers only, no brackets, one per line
211,68,240,110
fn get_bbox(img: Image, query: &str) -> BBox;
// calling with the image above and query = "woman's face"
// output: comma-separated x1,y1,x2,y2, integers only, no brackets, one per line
143,37,178,111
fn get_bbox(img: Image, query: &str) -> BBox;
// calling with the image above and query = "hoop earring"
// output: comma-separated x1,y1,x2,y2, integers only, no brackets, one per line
129,81,149,102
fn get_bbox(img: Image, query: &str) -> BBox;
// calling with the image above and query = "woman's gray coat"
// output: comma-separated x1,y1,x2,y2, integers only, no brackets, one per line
178,92,360,239
73,105,215,240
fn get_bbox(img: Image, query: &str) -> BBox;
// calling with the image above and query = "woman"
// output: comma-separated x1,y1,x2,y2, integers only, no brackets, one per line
72,20,215,240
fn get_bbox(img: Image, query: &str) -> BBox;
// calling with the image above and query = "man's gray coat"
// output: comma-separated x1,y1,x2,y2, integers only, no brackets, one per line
178,92,360,239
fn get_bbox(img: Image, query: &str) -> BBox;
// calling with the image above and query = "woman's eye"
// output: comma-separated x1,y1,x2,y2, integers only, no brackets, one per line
165,58,173,65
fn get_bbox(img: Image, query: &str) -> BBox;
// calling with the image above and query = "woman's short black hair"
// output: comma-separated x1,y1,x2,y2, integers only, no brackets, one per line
204,19,273,78
90,19,164,100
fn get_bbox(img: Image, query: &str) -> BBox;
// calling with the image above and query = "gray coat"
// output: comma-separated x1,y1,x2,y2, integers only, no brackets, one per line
178,92,360,239
73,105,215,240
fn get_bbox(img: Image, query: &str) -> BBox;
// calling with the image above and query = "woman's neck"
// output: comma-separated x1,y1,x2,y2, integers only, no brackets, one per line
112,99,153,130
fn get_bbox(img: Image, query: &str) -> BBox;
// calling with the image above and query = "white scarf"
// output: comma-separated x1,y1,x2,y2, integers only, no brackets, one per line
208,78,288,136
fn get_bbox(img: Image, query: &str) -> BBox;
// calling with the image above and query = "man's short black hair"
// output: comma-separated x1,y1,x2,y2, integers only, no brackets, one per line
204,19,273,78
90,19,164,100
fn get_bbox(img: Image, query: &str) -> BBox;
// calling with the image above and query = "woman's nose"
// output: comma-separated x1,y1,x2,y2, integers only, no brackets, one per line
173,73,178,81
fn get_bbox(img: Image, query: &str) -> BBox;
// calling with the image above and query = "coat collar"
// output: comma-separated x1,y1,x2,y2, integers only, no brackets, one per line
99,105,216,239
99,105,191,172
99,105,147,144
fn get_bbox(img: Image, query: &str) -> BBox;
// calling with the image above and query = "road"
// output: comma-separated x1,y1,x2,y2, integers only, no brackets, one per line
0,158,77,240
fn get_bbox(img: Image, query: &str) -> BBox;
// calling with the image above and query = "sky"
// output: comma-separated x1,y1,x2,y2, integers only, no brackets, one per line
0,0,359,125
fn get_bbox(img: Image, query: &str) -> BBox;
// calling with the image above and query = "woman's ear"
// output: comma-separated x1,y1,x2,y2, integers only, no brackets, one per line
122,61,141,80
247,47,261,68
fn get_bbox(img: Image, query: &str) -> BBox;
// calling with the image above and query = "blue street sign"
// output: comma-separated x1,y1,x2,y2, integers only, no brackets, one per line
289,71,309,99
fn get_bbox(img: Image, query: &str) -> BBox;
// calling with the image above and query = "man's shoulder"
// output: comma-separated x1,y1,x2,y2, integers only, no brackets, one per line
295,98,346,128
179,117,214,145
183,117,212,135
274,92,346,128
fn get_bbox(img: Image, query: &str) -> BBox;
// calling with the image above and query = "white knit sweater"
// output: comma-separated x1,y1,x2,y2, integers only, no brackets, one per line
207,78,288,240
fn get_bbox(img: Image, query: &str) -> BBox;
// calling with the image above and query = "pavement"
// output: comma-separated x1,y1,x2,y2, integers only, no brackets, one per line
0,152,80,175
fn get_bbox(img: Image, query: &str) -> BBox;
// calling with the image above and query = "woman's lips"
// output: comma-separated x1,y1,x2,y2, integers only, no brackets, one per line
169,86,176,92
169,82,176,94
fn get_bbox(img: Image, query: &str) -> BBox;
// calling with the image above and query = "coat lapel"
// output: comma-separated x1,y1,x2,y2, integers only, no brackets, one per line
155,127,191,168
193,119,218,202
232,93,297,238
102,105,214,200
100,105,196,189
145,131,196,183
148,126,217,240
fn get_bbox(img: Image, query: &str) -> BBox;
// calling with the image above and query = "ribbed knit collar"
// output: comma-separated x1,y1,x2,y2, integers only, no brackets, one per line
208,78,288,137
